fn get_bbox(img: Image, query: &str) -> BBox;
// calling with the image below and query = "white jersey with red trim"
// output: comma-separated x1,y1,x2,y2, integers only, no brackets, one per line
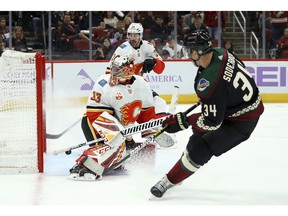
86,74,155,128
106,40,163,75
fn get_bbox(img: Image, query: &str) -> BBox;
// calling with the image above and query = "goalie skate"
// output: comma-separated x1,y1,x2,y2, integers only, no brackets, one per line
69,164,102,181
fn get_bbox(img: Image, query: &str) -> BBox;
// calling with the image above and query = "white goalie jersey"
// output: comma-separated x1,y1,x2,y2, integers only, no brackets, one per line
86,74,157,128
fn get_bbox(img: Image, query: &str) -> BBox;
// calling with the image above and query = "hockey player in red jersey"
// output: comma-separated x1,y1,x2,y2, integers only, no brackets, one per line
150,29,264,198
106,23,167,115
69,54,171,180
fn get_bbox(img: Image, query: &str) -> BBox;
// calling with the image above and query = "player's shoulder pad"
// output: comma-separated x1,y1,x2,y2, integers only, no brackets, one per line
142,40,150,44
142,40,153,47
142,40,157,53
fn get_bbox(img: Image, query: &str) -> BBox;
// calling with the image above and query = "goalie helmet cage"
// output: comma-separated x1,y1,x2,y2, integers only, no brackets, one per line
0,50,46,174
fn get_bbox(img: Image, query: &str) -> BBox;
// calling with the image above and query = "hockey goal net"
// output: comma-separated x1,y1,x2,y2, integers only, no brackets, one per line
0,50,46,173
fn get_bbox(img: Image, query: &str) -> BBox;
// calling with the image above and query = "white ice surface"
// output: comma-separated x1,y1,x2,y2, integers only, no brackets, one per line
1,103,288,215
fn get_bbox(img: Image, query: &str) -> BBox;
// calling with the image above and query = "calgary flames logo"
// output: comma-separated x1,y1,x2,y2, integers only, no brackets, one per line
121,100,142,125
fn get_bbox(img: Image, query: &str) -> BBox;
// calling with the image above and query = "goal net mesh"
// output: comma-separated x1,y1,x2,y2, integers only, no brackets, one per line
0,50,44,174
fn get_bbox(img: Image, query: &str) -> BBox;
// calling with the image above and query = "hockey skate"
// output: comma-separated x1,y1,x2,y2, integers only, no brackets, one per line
150,175,174,198
69,163,102,181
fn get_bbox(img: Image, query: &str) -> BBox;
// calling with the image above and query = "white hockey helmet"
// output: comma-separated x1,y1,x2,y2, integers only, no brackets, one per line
127,23,143,40
109,54,135,86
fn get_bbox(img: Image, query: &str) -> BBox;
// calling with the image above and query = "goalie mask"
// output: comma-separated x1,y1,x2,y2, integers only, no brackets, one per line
184,29,213,57
109,55,135,86
127,23,143,47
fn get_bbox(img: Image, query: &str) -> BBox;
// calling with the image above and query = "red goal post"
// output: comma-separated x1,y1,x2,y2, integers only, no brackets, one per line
0,50,46,173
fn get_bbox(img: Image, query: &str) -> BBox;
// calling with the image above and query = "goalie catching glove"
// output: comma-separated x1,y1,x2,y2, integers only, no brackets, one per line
141,57,157,73
162,112,190,133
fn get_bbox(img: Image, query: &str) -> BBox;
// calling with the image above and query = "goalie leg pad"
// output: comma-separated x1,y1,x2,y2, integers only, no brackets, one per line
82,156,105,176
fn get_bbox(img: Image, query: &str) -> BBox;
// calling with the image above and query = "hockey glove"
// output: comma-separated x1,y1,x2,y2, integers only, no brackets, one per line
162,112,190,133
142,57,157,73
125,137,137,151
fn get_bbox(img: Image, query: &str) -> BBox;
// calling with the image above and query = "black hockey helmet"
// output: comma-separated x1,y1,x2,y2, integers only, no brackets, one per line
184,29,213,56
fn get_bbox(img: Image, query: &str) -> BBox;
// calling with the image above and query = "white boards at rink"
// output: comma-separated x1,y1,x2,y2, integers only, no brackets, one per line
45,60,288,104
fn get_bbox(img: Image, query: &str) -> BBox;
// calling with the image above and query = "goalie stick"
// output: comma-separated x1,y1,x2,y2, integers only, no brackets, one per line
168,86,179,114
46,118,82,139
102,101,201,175
156,86,180,148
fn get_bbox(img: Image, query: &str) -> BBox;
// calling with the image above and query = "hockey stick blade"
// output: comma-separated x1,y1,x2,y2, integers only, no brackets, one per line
46,118,81,139
154,132,175,148
155,85,179,148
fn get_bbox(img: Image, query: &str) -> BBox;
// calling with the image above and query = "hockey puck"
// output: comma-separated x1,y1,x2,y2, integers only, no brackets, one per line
65,150,72,155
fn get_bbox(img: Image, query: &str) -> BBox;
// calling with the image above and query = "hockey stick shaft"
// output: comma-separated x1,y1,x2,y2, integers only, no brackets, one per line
52,138,103,155
52,116,166,155
102,101,201,175
46,118,82,139
183,101,201,115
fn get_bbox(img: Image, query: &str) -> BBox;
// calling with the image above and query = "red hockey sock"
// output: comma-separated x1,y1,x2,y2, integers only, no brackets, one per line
167,160,194,184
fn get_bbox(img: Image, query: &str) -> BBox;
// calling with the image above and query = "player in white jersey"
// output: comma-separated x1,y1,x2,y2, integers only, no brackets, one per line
69,54,167,181
105,23,167,115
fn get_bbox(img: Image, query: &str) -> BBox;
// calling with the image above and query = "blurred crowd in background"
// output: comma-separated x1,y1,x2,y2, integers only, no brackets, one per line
1,11,288,60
